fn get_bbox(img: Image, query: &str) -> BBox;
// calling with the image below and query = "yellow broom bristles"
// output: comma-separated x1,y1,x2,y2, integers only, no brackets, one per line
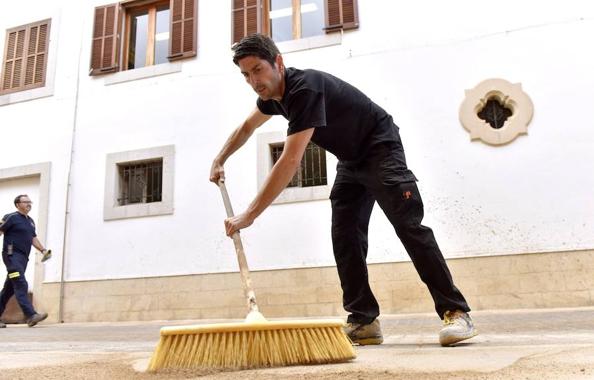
147,319,356,371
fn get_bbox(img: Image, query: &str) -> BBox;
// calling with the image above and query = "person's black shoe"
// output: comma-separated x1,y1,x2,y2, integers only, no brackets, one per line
27,312,48,327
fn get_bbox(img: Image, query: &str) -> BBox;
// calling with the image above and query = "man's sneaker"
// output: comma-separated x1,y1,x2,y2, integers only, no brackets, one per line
26,312,48,327
0,321,6,328
344,319,383,345
439,310,478,346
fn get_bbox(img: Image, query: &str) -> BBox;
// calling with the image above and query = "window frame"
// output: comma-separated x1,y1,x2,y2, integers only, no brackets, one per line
122,0,170,71
459,78,534,146
264,0,325,41
257,131,333,205
104,145,175,221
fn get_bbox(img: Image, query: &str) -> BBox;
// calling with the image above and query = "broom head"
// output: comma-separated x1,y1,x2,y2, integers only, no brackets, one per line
148,318,355,371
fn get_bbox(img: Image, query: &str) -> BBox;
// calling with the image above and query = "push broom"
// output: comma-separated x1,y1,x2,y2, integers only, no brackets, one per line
147,180,355,371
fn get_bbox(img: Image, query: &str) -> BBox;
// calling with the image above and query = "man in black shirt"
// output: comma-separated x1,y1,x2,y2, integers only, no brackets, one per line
0,195,49,328
210,34,476,346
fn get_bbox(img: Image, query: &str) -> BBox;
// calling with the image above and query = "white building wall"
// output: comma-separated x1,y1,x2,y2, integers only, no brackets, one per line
1,1,593,284
0,4,78,284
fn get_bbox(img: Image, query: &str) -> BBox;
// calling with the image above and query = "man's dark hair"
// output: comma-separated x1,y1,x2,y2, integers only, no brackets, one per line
14,194,28,206
232,33,280,66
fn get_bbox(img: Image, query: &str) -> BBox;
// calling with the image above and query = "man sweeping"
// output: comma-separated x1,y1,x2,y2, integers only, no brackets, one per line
209,33,477,346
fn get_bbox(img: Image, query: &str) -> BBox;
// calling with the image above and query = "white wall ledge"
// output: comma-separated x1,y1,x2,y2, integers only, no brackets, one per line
276,32,342,54
103,62,183,86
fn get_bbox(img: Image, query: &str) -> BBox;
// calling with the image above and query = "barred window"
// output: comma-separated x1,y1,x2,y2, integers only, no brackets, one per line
117,159,163,206
270,142,327,188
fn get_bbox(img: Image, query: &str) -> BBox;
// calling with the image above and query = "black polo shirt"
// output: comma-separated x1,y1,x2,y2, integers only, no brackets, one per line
257,67,416,181
0,212,37,255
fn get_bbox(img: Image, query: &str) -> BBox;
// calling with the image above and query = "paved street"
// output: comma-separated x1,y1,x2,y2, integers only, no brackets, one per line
1,307,593,379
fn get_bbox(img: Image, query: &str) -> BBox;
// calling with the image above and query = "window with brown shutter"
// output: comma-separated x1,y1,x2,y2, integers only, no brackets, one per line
231,0,357,44
1,19,51,95
90,0,197,76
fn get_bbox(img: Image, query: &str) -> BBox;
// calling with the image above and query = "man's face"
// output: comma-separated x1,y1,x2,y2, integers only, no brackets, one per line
16,196,32,214
238,55,284,101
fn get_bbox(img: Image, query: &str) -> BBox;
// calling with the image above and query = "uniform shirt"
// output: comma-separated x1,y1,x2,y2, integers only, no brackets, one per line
0,212,37,255
257,67,416,181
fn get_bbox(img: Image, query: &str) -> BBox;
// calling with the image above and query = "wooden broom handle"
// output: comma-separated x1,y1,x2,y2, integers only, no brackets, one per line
218,179,260,314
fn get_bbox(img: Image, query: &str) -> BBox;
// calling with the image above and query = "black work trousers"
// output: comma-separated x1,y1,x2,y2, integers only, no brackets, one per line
0,251,36,318
330,143,470,324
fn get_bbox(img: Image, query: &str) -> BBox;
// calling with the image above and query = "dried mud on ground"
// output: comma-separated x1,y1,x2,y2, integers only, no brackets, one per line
2,348,592,380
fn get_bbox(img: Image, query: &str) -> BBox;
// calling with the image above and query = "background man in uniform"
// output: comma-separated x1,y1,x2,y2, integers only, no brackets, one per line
0,194,49,328
210,34,477,346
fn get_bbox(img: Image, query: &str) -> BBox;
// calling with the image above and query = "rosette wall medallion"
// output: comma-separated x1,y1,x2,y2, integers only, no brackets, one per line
459,78,534,145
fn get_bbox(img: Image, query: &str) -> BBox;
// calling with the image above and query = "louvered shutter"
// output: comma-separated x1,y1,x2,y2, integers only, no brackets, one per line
1,19,51,94
24,21,51,88
1,28,26,92
325,0,358,32
89,4,120,76
232,0,262,44
169,0,197,61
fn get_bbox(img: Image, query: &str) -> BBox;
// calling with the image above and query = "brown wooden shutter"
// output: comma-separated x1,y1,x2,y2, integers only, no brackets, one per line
325,0,359,32
89,4,120,76
24,20,51,87
1,19,51,94
231,0,262,44
1,28,26,92
169,0,198,61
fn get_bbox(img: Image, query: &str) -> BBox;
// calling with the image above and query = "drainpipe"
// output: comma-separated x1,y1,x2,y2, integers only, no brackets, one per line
58,16,84,323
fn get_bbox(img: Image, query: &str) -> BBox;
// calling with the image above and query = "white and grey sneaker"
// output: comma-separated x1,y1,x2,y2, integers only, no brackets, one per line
343,319,384,345
439,310,478,346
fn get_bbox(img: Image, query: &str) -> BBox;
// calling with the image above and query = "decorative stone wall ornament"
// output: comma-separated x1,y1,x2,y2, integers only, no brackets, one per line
459,78,534,145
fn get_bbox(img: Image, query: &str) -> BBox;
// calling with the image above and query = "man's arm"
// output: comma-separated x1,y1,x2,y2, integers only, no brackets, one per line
32,237,47,252
224,127,315,236
210,107,271,184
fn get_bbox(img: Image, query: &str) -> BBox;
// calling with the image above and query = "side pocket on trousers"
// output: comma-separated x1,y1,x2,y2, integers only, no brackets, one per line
379,160,415,186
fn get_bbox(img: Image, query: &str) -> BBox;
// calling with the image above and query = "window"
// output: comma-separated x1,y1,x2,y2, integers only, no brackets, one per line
117,159,163,205
459,78,534,146
125,2,171,70
270,142,327,187
268,0,325,42
232,0,358,44
257,131,332,204
90,0,197,76
477,99,512,130
104,145,174,220
1,19,51,95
